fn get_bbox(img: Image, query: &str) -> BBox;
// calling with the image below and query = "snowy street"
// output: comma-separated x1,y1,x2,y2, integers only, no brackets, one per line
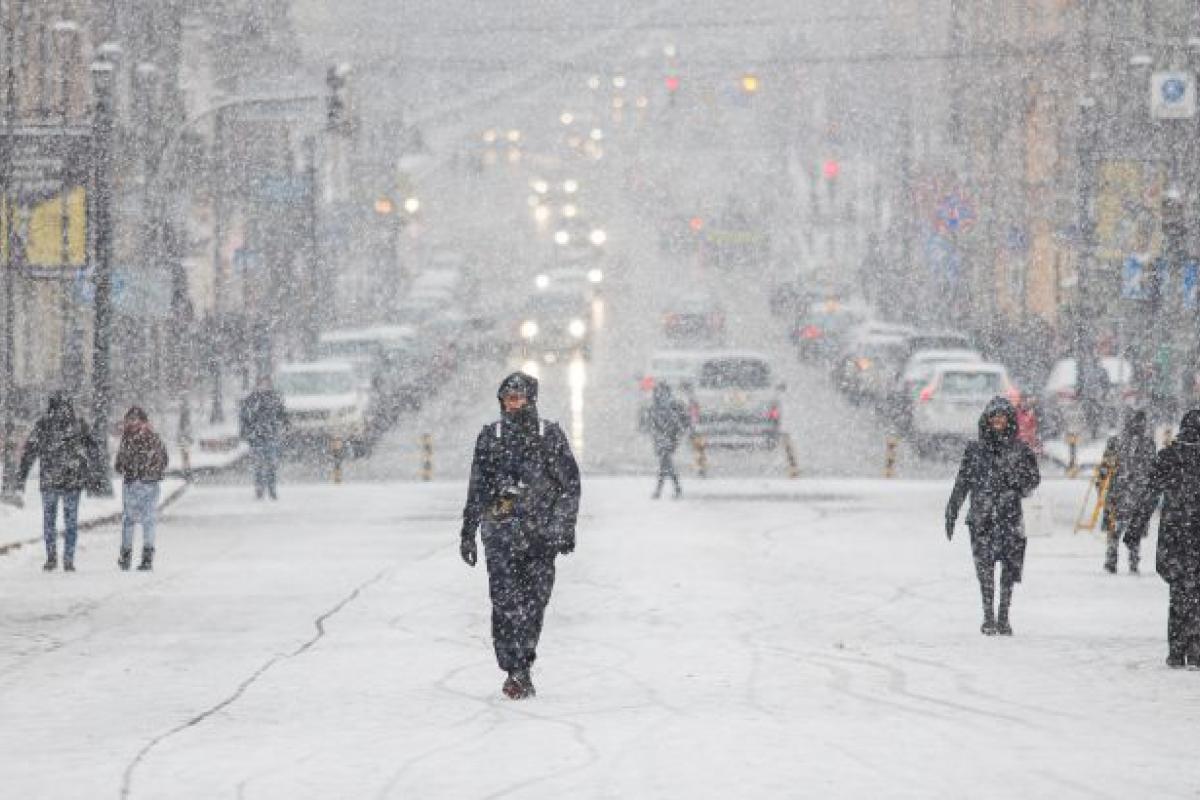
3,478,1198,799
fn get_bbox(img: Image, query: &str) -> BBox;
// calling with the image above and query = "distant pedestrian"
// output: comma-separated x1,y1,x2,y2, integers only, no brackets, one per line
239,376,288,500
114,407,169,571
1079,356,1110,440
945,397,1041,635
1132,409,1200,668
1097,410,1156,575
12,391,100,572
460,372,581,699
642,382,690,499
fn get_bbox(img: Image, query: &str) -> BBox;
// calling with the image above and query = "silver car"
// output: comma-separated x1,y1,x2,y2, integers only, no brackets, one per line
688,352,784,449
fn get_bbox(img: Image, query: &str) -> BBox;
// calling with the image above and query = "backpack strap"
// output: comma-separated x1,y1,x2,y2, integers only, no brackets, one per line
494,421,502,439
539,419,545,438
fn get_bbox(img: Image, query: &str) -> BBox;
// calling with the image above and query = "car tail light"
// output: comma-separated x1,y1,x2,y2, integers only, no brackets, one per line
766,405,781,421
689,401,700,424
918,385,936,403
800,325,822,340
1056,389,1075,401
640,376,655,392
855,357,872,371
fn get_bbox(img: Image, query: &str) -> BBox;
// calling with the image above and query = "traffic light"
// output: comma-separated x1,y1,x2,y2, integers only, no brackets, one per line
326,64,352,135
741,73,760,94
822,159,840,180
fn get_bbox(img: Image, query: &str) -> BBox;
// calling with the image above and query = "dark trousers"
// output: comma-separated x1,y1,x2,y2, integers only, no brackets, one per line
1168,581,1200,663
250,443,279,498
483,523,556,673
654,447,680,496
975,560,1016,622
41,489,81,561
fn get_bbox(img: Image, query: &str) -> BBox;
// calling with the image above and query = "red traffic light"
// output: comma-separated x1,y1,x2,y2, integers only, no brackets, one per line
665,75,680,92
822,160,840,180
688,216,704,232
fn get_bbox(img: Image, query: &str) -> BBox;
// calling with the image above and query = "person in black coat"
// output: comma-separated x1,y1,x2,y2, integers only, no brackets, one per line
1097,410,1156,574
642,382,690,499
460,372,581,699
1131,408,1200,668
239,376,288,500
13,391,99,572
946,396,1041,635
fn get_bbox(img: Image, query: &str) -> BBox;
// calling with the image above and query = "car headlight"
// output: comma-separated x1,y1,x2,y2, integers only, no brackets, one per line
535,274,550,290
569,319,587,338
587,268,604,284
589,229,607,246
520,320,539,339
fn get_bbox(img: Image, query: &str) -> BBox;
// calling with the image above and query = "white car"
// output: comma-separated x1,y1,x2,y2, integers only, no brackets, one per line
275,361,370,448
516,287,593,358
689,351,784,449
888,348,984,429
910,361,1017,452
636,350,707,425
1041,356,1137,436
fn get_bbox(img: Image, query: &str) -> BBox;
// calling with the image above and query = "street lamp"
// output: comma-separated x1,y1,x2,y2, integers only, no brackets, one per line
52,21,80,388
88,57,117,492
403,197,421,215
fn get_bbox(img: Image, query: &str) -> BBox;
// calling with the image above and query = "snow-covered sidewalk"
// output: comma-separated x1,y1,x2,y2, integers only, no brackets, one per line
1,477,1198,799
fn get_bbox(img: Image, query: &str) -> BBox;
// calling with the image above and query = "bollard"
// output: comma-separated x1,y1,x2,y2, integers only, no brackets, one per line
331,437,344,484
884,436,898,479
1163,427,1175,449
420,434,433,481
1065,432,1079,478
177,396,193,482
692,434,708,478
178,446,192,482
781,433,800,479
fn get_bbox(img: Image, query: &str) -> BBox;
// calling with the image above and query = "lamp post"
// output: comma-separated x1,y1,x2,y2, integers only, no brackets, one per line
0,8,18,494
209,104,226,423
53,21,80,387
89,57,117,494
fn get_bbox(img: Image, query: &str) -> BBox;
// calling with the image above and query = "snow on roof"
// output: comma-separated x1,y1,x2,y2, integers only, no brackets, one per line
277,360,356,374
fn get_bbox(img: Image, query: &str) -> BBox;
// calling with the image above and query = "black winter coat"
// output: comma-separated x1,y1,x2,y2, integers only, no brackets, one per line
946,397,1041,578
16,407,97,492
1133,412,1200,585
1099,416,1156,533
462,414,581,553
239,389,288,447
643,387,690,454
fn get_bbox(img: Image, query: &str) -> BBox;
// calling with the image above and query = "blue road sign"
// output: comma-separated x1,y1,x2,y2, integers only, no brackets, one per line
1185,262,1199,309
1121,256,1149,300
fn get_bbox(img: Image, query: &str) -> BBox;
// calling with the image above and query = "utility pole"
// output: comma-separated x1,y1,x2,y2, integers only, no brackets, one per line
0,0,19,494
89,56,117,495
209,105,225,423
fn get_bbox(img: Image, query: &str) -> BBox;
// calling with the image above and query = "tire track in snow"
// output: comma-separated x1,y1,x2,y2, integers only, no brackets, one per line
119,568,390,800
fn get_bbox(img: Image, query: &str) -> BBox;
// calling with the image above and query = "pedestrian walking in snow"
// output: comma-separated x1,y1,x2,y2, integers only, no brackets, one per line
642,382,690,499
11,391,102,572
239,376,288,500
114,407,169,571
460,372,581,699
1097,410,1156,574
945,396,1041,635
1131,409,1200,668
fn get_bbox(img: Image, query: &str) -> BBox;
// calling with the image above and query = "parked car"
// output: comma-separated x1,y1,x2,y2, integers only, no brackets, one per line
317,325,424,414
661,291,725,346
275,361,370,451
688,351,784,449
909,361,1018,456
791,299,868,362
1040,356,1136,437
833,333,911,404
516,286,593,359
635,350,707,425
887,348,985,429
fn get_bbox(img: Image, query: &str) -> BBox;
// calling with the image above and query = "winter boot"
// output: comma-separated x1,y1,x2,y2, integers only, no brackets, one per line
995,617,1013,636
63,558,75,572
137,548,154,571
502,669,535,699
980,618,998,636
672,484,683,500
1167,652,1186,669
1128,546,1140,575
118,547,132,571
43,552,58,572
652,481,663,500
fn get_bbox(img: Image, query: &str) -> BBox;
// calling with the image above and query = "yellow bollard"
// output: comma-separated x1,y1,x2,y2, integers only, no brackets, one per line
331,437,344,484
179,446,192,482
1163,427,1175,449
420,434,433,481
782,433,800,479
1065,432,1079,478
884,436,898,479
692,434,708,478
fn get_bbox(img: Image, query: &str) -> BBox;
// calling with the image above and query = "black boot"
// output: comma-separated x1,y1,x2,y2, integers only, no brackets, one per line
502,669,535,699
996,577,1014,636
118,547,132,571
43,552,58,572
137,548,154,571
652,480,663,500
63,558,75,572
1128,545,1140,575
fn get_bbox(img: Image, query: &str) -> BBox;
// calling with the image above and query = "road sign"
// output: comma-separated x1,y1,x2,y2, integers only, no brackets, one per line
1152,71,1196,119
933,193,976,235
1121,255,1150,300
1184,262,1199,309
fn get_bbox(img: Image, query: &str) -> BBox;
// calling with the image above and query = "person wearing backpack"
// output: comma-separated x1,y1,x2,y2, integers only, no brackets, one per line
12,391,97,572
114,406,169,571
459,372,581,699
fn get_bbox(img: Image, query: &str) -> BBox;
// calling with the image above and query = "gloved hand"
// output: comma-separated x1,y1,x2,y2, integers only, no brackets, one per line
460,535,477,567
945,517,955,541
557,535,575,556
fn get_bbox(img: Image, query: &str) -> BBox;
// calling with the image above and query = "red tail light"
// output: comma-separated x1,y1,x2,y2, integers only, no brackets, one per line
766,406,781,421
918,385,935,403
640,376,655,391
800,325,822,340
689,402,700,424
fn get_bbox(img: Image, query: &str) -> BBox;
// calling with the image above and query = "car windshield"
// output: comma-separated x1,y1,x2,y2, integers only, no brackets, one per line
700,359,770,389
909,334,971,352
276,370,356,396
940,371,1003,395
526,293,585,317
317,340,378,360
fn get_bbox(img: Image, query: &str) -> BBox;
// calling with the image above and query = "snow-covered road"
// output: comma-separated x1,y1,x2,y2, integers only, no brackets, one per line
2,478,1197,799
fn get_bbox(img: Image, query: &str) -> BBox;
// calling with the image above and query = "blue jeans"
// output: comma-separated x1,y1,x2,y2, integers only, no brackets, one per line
121,481,160,551
41,490,81,561
250,443,279,498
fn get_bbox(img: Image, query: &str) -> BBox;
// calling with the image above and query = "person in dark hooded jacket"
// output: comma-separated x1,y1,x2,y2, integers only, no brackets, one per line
460,372,581,699
1131,408,1200,668
1097,410,1156,574
13,391,98,571
642,382,690,499
946,396,1041,635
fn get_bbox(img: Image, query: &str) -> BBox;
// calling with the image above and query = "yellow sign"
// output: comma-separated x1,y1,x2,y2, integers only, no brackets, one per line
1095,160,1163,262
0,188,87,267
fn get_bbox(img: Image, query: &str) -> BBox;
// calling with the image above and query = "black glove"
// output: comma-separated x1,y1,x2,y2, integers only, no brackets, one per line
557,536,575,556
460,535,477,567
945,517,955,541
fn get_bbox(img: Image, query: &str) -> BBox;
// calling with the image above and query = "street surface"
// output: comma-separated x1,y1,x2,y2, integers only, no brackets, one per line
2,479,1198,799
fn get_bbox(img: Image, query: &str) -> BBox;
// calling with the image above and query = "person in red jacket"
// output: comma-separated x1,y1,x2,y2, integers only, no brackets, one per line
114,406,169,571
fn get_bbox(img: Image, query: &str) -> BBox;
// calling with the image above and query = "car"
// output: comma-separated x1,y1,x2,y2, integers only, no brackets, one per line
534,265,603,296
635,350,707,425
791,299,868,362
900,330,974,361
275,361,370,451
317,325,425,413
833,333,911,403
662,291,725,346
688,351,784,449
1040,356,1136,437
516,286,593,359
887,348,985,429
909,361,1018,456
